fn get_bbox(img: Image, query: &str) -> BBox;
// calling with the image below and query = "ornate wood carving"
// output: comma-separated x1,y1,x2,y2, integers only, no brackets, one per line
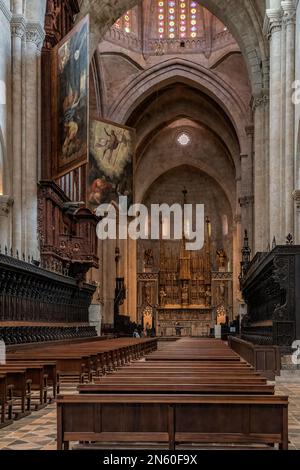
241,245,300,351
38,181,99,281
0,252,96,325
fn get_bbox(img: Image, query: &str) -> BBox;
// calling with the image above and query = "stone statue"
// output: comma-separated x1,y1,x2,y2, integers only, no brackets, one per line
160,288,167,306
205,286,212,307
216,249,227,272
181,282,189,305
143,282,151,304
144,249,154,268
217,283,225,305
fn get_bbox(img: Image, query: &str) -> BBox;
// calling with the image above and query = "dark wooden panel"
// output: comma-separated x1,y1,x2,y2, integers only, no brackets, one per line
228,336,281,380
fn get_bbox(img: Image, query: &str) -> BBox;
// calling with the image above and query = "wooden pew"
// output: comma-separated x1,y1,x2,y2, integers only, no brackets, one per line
0,374,14,428
0,369,31,419
56,338,288,450
7,361,59,399
228,336,281,380
7,338,158,384
78,383,274,394
57,394,289,450
0,364,47,410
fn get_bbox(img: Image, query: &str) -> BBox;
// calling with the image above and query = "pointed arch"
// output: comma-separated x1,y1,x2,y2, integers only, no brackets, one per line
78,0,268,95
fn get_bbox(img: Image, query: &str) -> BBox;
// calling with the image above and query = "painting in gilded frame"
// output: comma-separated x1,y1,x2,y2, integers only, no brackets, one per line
53,15,89,178
88,119,135,211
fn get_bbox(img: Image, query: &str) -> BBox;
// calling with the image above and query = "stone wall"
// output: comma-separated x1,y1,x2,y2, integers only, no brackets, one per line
0,0,46,259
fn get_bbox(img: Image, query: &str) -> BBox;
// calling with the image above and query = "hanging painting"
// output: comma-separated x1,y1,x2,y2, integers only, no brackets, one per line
88,119,135,211
53,15,89,178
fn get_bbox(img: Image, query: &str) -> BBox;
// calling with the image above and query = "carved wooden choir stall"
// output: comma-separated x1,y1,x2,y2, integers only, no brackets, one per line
240,232,300,353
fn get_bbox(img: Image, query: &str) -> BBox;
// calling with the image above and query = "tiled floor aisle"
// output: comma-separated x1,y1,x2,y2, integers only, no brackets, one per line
0,383,299,450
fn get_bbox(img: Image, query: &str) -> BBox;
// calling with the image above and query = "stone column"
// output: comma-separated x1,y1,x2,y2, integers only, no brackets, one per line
282,1,296,237
266,9,283,244
253,95,269,252
239,125,254,252
24,23,44,259
128,237,137,323
10,14,26,254
89,304,102,336
293,190,300,243
0,196,13,250
232,214,242,317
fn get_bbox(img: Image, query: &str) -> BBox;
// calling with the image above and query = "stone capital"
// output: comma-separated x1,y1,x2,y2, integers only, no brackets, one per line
245,125,254,137
26,22,45,50
265,9,283,37
252,94,269,110
234,214,242,224
10,14,26,39
0,195,14,217
282,1,296,25
239,196,254,208
293,190,300,210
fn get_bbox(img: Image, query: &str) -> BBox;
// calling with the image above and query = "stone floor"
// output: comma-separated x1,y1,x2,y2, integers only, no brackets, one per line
0,382,299,451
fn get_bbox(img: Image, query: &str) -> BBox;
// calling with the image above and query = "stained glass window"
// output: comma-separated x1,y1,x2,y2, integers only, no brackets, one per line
158,0,200,39
114,10,132,33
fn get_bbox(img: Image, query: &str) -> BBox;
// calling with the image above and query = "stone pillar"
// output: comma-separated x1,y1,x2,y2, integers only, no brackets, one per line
293,190,300,243
253,95,269,252
239,195,254,247
0,196,13,249
10,14,26,254
267,9,283,244
240,125,254,252
232,214,242,317
128,237,137,323
24,23,44,259
282,1,296,237
89,304,102,336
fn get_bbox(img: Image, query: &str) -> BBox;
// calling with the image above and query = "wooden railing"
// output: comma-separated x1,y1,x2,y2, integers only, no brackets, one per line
228,336,281,380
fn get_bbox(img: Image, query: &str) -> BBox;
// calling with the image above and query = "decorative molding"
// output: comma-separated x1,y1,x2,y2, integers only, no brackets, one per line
0,195,13,217
26,22,45,50
292,190,300,210
211,272,233,281
282,1,296,25
252,94,269,110
0,0,12,22
234,214,242,224
265,9,283,38
138,273,159,281
245,125,254,136
239,196,254,208
10,14,26,38
105,26,142,53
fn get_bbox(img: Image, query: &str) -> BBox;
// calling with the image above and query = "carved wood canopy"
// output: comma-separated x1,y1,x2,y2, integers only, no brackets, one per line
38,181,99,282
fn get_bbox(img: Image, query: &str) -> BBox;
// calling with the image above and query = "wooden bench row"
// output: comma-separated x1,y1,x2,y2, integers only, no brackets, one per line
1,338,157,428
57,394,289,450
56,338,289,450
8,338,157,384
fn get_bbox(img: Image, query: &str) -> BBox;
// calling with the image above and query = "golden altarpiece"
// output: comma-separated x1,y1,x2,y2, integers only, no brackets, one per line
137,213,233,337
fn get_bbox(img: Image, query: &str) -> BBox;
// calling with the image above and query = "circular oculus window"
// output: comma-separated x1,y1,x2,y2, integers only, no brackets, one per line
177,132,191,146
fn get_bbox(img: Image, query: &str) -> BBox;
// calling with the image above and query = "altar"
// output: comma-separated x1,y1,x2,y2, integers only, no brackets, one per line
137,191,233,336
156,306,212,337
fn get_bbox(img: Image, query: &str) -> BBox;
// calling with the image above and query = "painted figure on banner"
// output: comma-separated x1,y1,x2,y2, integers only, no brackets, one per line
55,16,89,176
88,119,134,210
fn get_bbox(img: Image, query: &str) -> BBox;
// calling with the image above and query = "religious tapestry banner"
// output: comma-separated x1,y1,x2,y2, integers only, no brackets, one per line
52,15,89,178
88,119,135,211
